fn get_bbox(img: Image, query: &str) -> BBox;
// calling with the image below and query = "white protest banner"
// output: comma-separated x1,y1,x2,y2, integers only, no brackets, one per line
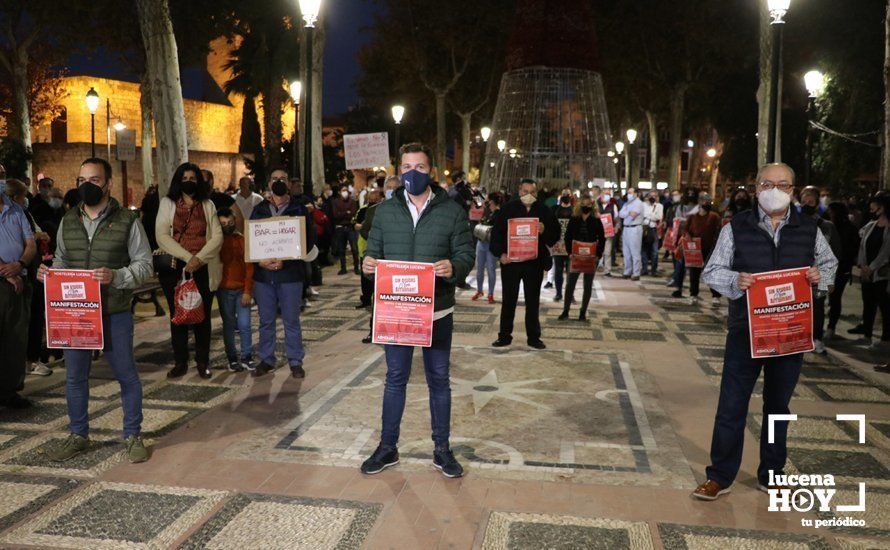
115,129,136,161
245,216,307,262
344,132,390,170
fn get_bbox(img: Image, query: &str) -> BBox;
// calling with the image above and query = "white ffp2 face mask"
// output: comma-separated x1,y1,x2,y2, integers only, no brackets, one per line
758,188,792,214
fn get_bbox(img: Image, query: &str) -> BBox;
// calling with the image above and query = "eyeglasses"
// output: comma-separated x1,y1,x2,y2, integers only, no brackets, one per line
76,176,104,186
758,180,793,192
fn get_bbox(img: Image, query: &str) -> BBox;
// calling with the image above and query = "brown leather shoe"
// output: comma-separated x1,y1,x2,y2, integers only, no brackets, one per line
166,363,188,379
691,479,731,501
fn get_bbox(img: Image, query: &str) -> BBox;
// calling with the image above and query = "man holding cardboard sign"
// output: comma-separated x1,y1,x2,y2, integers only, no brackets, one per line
248,168,316,378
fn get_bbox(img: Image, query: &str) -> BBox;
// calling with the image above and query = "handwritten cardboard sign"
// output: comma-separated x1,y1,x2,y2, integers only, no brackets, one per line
344,132,391,170
245,216,307,262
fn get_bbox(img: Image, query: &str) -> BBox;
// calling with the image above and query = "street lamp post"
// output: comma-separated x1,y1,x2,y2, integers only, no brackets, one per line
290,80,302,179
626,129,637,188
615,140,625,188
299,0,321,195
804,70,825,187
766,0,790,163
86,88,99,158
391,104,405,166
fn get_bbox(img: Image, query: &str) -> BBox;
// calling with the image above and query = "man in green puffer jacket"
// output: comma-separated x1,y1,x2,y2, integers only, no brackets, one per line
360,142,474,479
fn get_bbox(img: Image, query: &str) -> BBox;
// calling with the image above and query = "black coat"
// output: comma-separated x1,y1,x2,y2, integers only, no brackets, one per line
489,198,560,267
565,214,606,258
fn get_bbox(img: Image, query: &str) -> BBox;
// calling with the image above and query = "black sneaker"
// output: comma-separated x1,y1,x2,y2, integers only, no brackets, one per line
671,290,683,298
491,338,512,347
0,394,33,409
362,334,372,344
290,365,306,379
361,445,400,474
227,360,245,373
337,268,348,275
433,447,464,478
553,294,563,302
166,363,188,379
578,313,587,322
528,339,546,349
252,362,275,377
557,312,569,320
848,324,866,335
544,282,553,289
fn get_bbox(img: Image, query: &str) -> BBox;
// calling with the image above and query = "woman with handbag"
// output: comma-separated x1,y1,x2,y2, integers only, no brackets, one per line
471,192,502,303
155,163,223,379
558,195,605,321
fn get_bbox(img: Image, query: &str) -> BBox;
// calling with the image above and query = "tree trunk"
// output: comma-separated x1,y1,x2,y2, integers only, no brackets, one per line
11,46,31,177
668,85,687,190
459,113,471,175
645,110,658,185
757,0,772,167
139,70,154,190
311,20,325,188
261,83,286,169
136,0,188,197
883,0,890,188
435,92,447,174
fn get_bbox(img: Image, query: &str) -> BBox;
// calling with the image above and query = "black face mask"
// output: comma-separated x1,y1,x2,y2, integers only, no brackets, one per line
180,180,197,196
271,180,289,197
560,197,571,205
221,225,236,235
801,204,818,217
701,203,712,212
376,177,385,187
735,199,749,209
581,206,593,214
79,182,105,207
648,197,656,203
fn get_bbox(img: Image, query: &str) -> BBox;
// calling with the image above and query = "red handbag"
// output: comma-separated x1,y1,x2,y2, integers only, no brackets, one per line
172,272,205,325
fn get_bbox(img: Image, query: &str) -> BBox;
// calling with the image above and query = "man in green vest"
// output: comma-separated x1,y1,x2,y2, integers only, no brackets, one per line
37,158,153,463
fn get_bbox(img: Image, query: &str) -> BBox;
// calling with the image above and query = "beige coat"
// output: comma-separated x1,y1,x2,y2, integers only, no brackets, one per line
155,196,223,290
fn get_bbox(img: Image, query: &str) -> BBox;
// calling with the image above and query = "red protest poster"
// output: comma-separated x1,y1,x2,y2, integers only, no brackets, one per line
747,267,814,358
683,237,705,268
569,241,598,273
507,217,539,262
665,218,685,251
601,215,615,238
372,260,436,347
469,204,484,222
44,269,104,350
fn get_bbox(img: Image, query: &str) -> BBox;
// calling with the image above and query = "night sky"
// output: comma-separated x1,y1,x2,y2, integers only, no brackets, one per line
66,0,380,116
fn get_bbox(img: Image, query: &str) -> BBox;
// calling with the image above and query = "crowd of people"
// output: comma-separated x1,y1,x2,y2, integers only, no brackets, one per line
0,148,888,486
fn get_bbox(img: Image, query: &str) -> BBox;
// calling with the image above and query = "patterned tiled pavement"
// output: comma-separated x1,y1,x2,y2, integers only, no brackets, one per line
0,265,887,548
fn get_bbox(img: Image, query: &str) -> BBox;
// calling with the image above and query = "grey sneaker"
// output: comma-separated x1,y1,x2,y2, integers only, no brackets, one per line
47,434,90,462
126,435,149,463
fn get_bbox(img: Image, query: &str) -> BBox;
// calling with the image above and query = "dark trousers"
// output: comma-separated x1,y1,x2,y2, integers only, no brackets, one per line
706,330,802,487
26,279,52,363
0,279,30,400
159,263,213,366
333,226,359,271
563,271,594,316
827,271,850,330
380,315,453,448
681,266,720,298
861,279,890,340
553,256,568,296
499,261,545,342
813,295,826,341
360,271,373,306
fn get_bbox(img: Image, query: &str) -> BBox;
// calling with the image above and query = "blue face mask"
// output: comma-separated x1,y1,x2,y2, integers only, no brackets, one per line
384,189,394,199
401,169,431,196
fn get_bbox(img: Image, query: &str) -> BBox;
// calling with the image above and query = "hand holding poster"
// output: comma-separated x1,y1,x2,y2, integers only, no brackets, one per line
601,214,615,238
683,237,705,268
245,216,307,262
45,269,104,349
747,267,814,358
569,241,598,273
372,260,436,347
507,217,539,262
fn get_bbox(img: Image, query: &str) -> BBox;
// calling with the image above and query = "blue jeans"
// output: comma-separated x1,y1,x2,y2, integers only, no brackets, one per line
380,314,453,448
641,234,659,274
254,280,304,367
63,312,142,438
622,225,643,276
475,241,497,295
217,288,252,362
706,330,802,487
